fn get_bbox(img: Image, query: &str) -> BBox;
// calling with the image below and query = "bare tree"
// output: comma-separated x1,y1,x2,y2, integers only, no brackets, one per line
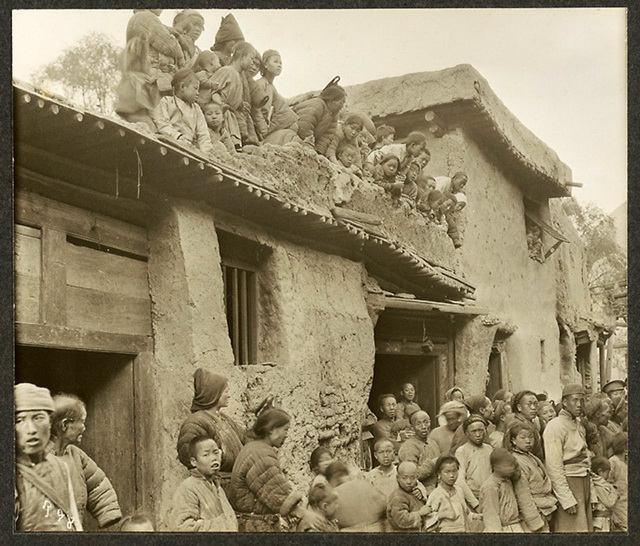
31,32,122,113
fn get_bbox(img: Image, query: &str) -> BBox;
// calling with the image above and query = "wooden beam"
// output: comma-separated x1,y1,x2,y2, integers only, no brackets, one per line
16,323,151,354
16,167,150,228
41,227,67,326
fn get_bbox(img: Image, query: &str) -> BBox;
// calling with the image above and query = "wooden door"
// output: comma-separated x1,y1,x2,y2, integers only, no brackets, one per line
15,347,136,530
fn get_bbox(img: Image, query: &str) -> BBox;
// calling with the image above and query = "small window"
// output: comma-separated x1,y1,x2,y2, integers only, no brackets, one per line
222,263,257,365
524,197,569,263
217,230,264,365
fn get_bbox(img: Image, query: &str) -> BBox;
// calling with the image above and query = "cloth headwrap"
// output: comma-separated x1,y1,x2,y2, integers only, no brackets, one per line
444,387,464,401
215,14,244,46
15,383,54,413
191,368,228,412
436,401,468,427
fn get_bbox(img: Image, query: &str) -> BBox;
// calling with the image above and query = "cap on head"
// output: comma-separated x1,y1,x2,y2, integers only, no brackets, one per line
562,383,585,398
602,379,625,394
15,383,54,413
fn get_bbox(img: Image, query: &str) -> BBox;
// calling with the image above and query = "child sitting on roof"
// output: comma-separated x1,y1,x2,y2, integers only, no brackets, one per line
115,9,182,130
207,42,261,150
416,175,436,215
368,132,428,177
209,14,245,67
372,124,395,152
293,77,347,157
326,114,365,168
171,10,205,70
202,101,236,155
250,50,300,145
151,68,214,155
373,155,403,197
400,160,421,207
192,51,222,108
336,143,362,177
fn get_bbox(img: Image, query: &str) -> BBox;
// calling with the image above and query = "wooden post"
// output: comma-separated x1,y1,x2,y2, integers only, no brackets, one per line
41,227,67,325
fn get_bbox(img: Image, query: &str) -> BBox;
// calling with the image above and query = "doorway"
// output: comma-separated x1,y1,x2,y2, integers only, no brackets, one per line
15,346,137,530
368,354,439,423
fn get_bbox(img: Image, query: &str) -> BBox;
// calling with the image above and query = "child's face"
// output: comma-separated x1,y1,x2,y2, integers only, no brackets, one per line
205,55,221,74
538,404,556,423
417,151,431,168
343,123,363,141
407,142,425,157
397,467,418,493
466,422,486,446
402,384,415,401
247,55,261,78
204,104,224,129
382,160,399,178
187,18,204,41
597,468,610,481
339,148,357,168
263,54,283,77
439,462,459,487
363,163,375,177
178,78,200,104
321,495,339,519
316,453,333,474
494,460,517,479
190,438,222,478
406,164,420,183
512,429,534,452
382,134,394,146
452,175,468,192
374,442,395,468
240,52,257,72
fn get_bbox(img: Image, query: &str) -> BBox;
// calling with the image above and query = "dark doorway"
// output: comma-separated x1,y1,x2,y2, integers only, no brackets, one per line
15,346,136,530
368,354,439,423
486,350,503,398
576,342,592,393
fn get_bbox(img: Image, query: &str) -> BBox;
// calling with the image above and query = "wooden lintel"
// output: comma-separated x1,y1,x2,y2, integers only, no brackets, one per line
16,323,151,354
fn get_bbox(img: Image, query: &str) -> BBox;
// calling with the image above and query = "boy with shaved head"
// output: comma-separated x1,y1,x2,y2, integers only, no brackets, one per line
386,462,432,531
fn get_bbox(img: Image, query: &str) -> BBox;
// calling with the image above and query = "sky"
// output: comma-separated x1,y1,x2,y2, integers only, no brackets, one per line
12,8,627,213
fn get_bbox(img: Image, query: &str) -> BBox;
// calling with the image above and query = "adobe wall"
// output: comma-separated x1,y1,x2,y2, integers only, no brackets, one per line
145,196,375,527
422,128,564,398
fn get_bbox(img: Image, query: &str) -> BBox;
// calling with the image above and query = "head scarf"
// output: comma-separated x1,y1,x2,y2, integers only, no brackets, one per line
436,401,468,427
191,368,228,412
15,383,54,413
444,386,464,401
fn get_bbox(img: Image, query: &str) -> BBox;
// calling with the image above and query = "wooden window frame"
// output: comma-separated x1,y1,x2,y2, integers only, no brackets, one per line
221,258,258,365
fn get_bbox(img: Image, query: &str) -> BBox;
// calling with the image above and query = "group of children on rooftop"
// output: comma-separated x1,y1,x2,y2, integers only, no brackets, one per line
114,9,467,248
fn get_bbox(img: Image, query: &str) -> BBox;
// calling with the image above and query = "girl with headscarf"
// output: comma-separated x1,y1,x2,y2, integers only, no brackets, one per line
176,368,246,493
293,77,346,157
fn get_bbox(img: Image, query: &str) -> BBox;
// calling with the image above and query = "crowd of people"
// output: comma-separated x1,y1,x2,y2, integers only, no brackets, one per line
15,369,627,533
111,9,466,247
